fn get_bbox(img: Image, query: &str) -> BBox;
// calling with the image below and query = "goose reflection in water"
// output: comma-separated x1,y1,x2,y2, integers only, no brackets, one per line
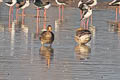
74,45,91,60
39,46,54,68
0,24,4,32
108,21,119,32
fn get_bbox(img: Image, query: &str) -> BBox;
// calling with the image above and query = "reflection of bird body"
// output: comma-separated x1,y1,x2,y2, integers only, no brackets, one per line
40,46,54,56
89,25,96,35
75,27,92,45
39,46,54,68
0,25,4,32
75,45,91,60
21,24,28,34
39,25,54,46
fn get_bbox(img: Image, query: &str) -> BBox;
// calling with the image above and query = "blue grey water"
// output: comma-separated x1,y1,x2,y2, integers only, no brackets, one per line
0,3,120,80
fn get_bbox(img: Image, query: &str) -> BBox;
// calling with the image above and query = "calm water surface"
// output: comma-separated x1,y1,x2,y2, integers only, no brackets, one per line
0,3,120,80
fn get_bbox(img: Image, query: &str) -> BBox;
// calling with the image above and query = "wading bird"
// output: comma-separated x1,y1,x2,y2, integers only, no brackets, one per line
17,0,30,24
33,0,51,28
5,0,17,27
55,0,67,21
78,0,97,25
81,7,92,29
109,0,120,21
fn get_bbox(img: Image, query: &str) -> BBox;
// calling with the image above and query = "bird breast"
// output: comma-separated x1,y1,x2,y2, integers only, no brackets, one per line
45,32,52,38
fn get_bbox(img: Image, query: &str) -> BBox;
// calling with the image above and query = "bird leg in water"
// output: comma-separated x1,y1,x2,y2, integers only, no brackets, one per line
81,20,85,28
11,6,13,23
9,6,12,28
86,18,89,29
90,15,92,25
119,6,120,18
62,5,64,21
80,20,83,27
59,5,61,22
22,9,25,25
80,10,82,19
36,8,40,38
43,9,47,29
16,8,19,24
116,7,118,21
83,20,86,28
80,10,83,27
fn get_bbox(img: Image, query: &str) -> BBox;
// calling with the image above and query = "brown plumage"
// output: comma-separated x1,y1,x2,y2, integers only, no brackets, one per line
74,45,91,60
39,46,54,68
75,27,91,45
39,25,54,46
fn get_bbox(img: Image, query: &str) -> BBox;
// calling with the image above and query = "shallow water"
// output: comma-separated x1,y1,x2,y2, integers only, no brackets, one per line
0,3,120,80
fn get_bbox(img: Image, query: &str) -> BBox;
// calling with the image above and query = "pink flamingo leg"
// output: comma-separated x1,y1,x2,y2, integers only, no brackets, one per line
11,6,14,22
80,20,83,27
9,6,12,28
22,9,25,25
86,18,89,29
80,10,82,19
119,6,120,18
83,20,86,29
38,9,40,27
59,5,61,22
36,8,39,38
16,8,19,24
80,20,82,27
43,9,47,29
62,5,64,21
90,15,92,25
36,8,39,24
116,7,118,21
80,10,83,27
